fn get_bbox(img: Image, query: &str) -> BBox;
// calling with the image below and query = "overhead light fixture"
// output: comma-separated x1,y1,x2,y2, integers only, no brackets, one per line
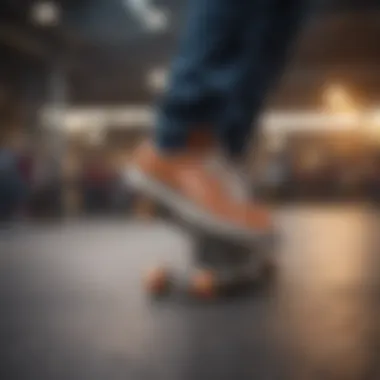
30,1,60,27
123,0,169,32
146,68,167,92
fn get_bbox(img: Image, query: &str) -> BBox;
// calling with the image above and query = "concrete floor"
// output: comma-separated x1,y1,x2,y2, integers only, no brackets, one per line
0,205,379,380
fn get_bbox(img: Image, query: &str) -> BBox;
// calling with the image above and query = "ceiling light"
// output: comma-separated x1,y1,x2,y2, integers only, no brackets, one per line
30,1,60,27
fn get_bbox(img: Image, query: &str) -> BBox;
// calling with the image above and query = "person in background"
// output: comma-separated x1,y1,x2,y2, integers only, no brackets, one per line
15,143,35,218
0,136,26,222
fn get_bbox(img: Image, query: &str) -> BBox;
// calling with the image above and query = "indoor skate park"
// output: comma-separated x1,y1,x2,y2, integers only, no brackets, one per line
1,1,380,379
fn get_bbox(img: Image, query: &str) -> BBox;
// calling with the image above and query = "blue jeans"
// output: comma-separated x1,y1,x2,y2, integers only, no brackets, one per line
156,0,310,158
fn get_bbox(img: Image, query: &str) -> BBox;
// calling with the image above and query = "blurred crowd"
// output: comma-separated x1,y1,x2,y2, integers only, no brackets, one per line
259,148,380,202
0,143,29,221
0,134,134,223
1,132,380,223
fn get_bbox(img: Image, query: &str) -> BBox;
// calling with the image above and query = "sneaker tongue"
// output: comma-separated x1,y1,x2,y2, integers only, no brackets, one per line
205,154,251,202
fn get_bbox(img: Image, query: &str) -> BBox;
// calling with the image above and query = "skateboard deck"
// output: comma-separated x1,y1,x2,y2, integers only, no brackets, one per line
144,202,276,299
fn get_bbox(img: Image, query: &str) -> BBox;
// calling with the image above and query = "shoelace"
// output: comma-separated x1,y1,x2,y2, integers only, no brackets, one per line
205,154,252,203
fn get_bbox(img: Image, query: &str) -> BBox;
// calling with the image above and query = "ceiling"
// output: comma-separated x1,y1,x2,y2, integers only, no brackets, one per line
0,0,379,108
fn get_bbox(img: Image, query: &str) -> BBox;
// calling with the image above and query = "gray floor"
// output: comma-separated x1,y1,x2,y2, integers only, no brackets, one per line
0,205,379,380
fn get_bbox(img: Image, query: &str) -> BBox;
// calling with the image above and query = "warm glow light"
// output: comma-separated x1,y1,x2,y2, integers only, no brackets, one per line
322,84,358,114
370,111,380,127
365,110,380,144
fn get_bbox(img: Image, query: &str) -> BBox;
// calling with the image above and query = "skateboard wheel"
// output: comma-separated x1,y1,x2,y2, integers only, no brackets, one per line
190,270,217,299
262,258,276,278
144,267,171,295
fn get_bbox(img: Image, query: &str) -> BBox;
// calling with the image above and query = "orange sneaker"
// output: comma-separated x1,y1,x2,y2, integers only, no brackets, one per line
126,140,273,240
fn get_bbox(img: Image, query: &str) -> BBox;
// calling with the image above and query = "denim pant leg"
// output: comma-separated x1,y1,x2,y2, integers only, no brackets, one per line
155,0,310,155
219,0,311,158
155,0,251,151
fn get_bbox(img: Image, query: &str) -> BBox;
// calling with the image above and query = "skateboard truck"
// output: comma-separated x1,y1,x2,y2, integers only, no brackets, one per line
143,221,276,300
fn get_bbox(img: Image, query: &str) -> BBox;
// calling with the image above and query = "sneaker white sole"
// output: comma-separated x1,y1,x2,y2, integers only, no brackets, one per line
124,167,269,243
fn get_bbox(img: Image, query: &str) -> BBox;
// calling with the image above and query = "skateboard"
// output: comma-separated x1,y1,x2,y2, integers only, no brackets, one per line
143,204,276,300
